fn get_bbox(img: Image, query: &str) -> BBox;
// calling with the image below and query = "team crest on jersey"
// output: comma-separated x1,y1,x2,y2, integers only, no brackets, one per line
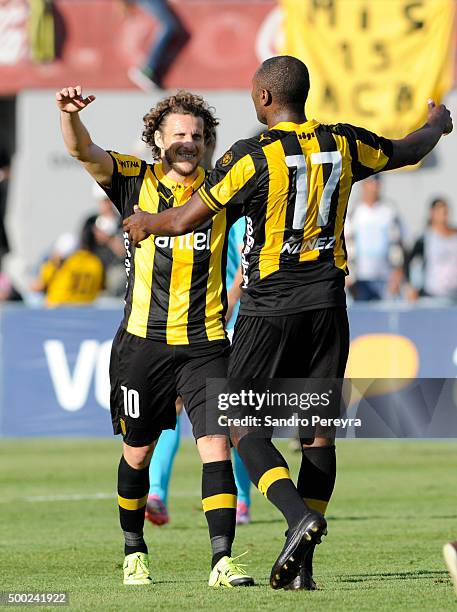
221,150,233,166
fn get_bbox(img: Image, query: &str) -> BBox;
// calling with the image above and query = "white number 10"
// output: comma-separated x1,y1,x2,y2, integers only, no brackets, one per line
286,151,342,230
121,385,140,418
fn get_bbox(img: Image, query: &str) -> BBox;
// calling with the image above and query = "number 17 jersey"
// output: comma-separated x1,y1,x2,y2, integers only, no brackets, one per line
198,119,393,315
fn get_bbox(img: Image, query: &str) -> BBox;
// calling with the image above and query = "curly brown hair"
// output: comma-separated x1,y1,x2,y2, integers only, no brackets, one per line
142,90,219,160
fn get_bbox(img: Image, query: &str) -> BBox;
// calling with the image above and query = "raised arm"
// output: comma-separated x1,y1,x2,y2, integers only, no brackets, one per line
123,193,215,246
384,100,453,171
56,85,113,186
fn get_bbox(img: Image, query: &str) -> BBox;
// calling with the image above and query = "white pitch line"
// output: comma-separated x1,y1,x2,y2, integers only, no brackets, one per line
1,491,196,504
24,492,115,503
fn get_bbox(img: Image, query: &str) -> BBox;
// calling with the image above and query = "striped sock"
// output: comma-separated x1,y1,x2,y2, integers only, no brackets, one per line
297,444,336,573
202,460,237,568
118,455,149,555
238,434,306,529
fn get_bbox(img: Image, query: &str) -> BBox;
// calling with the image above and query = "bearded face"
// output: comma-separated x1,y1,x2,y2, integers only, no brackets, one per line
155,114,205,179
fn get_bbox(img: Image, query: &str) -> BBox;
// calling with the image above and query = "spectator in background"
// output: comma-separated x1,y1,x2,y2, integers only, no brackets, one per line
28,0,56,63
120,0,189,90
405,198,457,302
84,185,126,297
0,147,11,265
346,175,405,301
31,221,104,307
0,271,22,302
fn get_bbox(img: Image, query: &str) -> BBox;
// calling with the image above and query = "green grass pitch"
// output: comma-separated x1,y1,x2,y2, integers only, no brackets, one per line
1,439,456,610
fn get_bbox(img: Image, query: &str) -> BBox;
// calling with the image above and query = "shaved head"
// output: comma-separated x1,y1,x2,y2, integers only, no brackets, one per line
251,56,310,124
256,56,309,104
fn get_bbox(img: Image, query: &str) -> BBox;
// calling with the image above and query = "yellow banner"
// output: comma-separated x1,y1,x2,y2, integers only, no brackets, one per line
280,0,455,139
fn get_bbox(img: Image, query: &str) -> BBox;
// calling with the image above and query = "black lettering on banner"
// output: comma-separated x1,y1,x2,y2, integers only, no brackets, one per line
322,84,339,112
353,83,375,117
396,84,414,113
360,3,370,30
309,0,336,27
404,1,425,33
372,41,390,71
340,41,353,71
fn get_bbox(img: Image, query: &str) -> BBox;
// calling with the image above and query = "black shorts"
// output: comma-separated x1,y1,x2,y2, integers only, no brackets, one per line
228,307,350,378
228,308,349,440
110,327,230,446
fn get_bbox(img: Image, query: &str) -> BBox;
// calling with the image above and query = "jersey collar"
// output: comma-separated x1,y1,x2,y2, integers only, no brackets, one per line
270,119,320,132
153,162,206,199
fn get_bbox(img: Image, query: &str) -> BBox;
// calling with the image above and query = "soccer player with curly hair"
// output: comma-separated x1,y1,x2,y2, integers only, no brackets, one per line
56,87,254,588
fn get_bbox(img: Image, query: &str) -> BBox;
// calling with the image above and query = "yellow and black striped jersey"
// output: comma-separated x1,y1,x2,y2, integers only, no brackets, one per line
198,120,392,315
41,250,104,307
104,152,240,344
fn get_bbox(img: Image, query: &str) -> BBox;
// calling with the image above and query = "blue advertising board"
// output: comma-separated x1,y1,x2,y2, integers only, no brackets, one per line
1,307,121,437
1,304,457,437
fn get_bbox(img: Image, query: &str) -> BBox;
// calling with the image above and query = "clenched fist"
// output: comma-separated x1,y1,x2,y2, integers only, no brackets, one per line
427,99,453,136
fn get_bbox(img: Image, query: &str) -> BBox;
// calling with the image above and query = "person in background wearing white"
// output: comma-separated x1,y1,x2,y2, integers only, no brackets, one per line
405,198,457,302
346,174,405,301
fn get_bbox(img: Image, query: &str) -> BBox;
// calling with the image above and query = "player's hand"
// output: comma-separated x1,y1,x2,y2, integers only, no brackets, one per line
405,285,419,302
123,206,153,247
427,99,453,135
56,86,96,113
388,268,403,296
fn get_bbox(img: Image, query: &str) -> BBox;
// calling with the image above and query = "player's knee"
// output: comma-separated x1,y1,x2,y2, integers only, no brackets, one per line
301,434,335,448
123,442,155,469
175,396,184,415
196,434,230,462
229,425,252,449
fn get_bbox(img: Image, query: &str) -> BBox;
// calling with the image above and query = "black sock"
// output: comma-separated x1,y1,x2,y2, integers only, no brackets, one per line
237,434,306,529
118,455,149,556
297,444,336,573
202,460,237,568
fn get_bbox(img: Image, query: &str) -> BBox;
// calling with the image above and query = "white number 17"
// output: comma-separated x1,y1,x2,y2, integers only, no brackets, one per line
286,151,342,230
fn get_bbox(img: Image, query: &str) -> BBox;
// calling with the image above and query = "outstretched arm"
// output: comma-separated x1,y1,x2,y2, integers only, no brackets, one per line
384,100,453,171
123,193,215,246
123,139,256,245
56,85,113,186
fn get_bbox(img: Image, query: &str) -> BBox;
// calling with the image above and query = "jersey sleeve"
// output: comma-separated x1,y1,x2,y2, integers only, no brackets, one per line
198,140,257,213
101,151,145,215
332,123,393,182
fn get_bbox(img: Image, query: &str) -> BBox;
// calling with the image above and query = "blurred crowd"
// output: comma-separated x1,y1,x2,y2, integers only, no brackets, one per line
1,166,456,308
27,185,126,307
345,175,457,304
25,0,189,90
